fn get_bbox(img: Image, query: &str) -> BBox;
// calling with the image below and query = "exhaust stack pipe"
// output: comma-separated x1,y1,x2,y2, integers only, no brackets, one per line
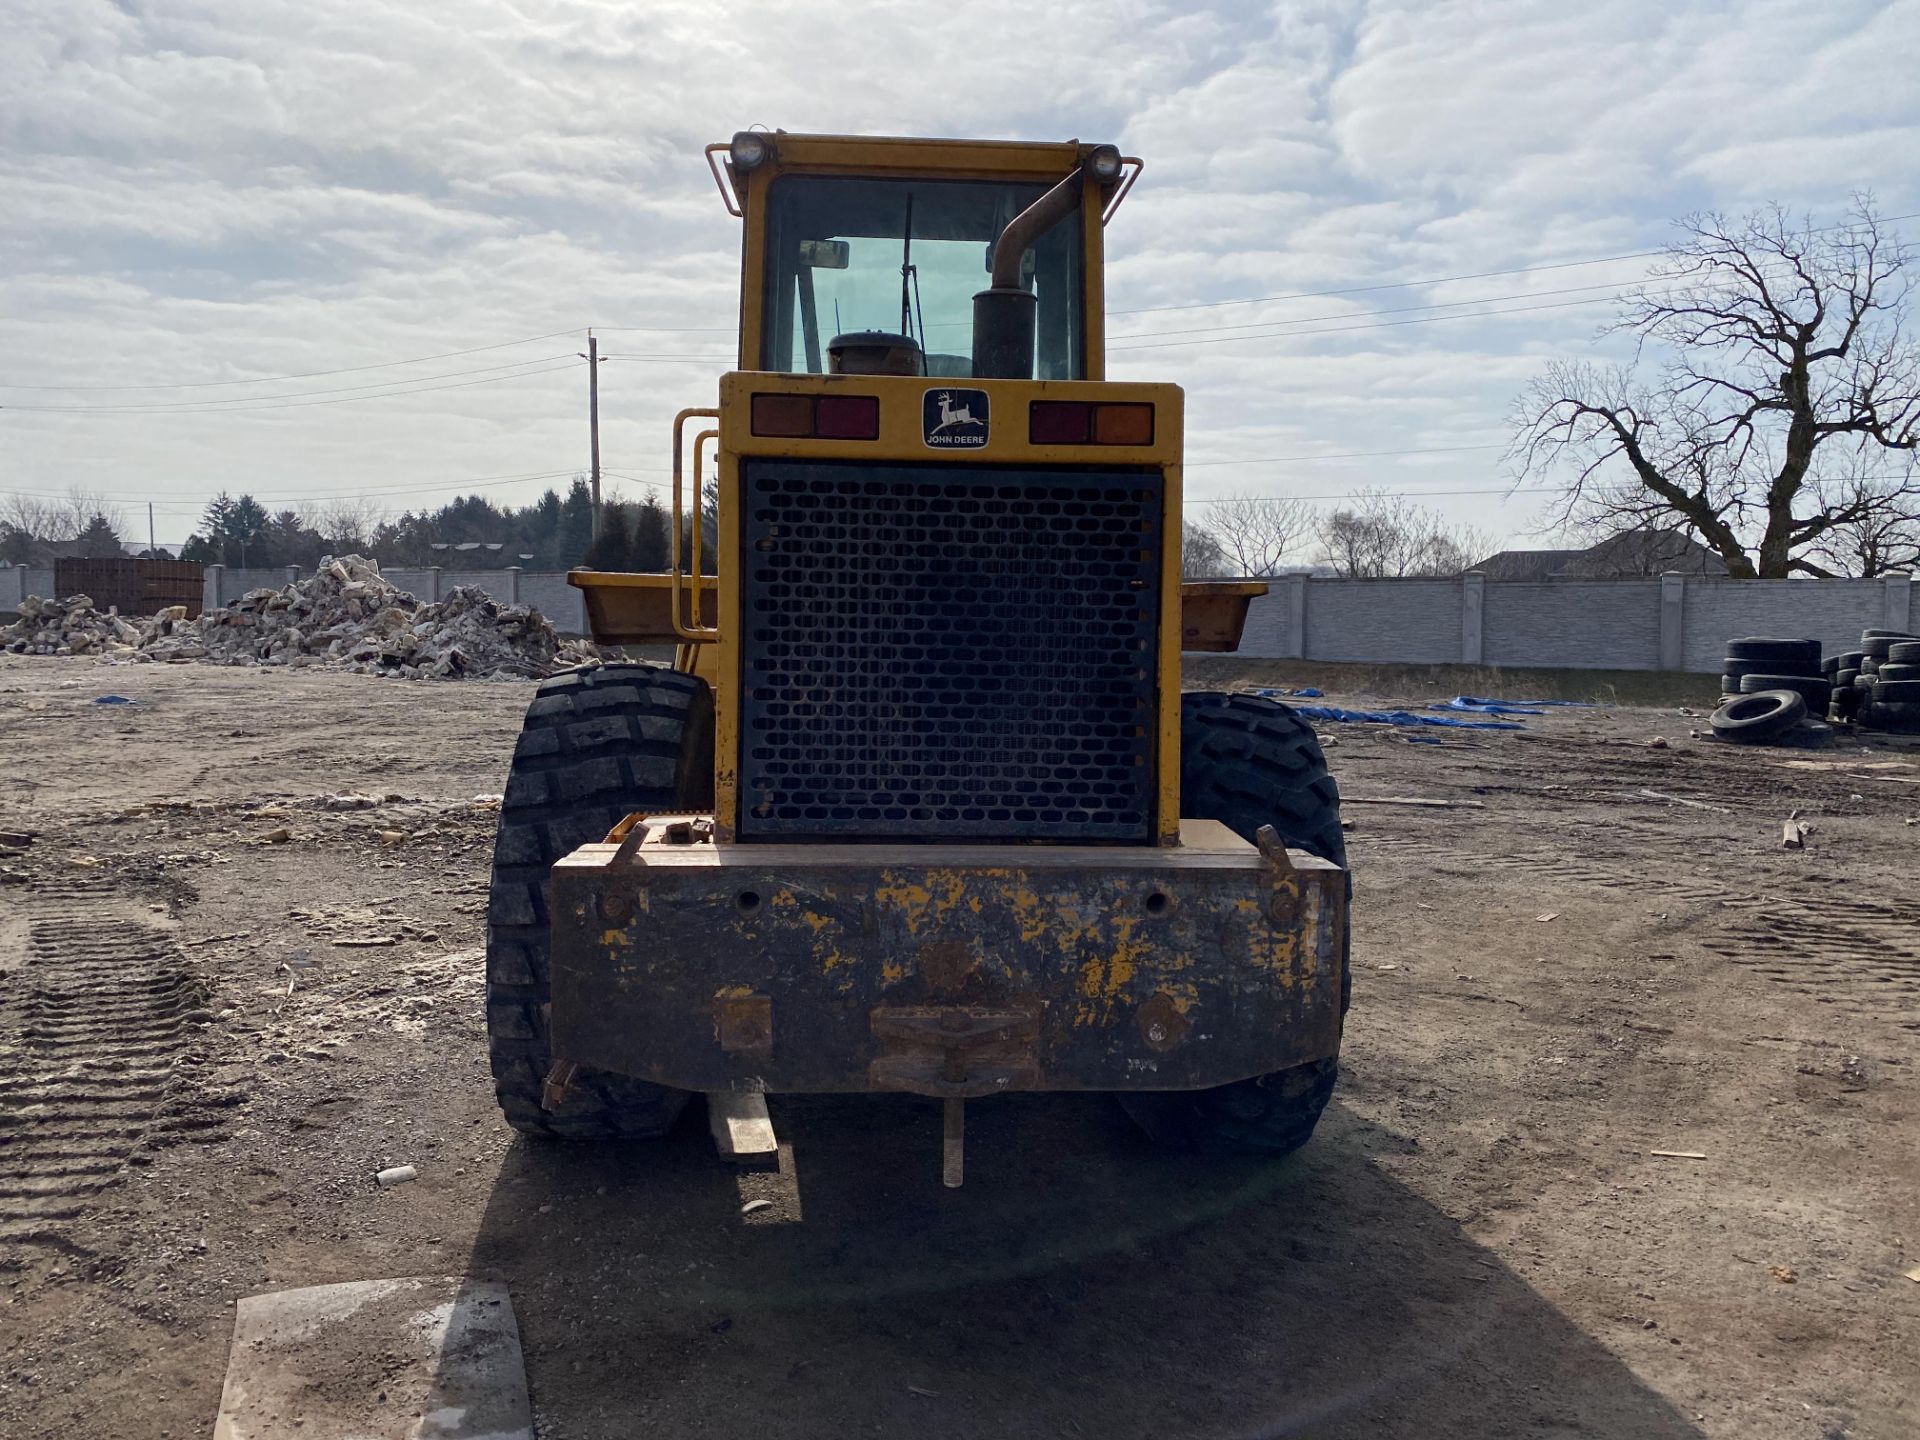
972,169,1085,380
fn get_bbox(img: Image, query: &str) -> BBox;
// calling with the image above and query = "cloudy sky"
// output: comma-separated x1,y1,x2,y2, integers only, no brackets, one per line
3,0,1916,553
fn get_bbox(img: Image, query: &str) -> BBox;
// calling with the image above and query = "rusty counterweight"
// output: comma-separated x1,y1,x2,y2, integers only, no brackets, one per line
546,819,1345,1097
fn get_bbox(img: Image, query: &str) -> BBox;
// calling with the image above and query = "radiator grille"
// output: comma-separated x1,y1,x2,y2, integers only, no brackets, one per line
739,460,1162,841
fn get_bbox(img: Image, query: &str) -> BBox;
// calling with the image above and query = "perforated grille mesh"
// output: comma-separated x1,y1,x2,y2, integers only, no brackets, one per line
739,460,1163,841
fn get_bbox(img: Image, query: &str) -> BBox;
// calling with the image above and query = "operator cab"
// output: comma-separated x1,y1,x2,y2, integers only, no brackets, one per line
714,131,1137,383
760,174,1087,379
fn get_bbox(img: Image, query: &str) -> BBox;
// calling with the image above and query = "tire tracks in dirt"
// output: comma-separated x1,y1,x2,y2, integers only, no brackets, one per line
1354,833,1920,1030
0,875,234,1259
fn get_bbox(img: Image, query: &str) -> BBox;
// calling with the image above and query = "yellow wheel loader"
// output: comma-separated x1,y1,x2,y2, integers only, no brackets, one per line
486,132,1348,1180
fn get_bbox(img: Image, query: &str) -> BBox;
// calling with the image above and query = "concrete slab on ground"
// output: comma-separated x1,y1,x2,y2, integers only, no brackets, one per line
211,1276,531,1440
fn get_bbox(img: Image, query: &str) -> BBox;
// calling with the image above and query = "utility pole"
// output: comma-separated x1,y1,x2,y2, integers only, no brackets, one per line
147,502,156,556
587,333,602,536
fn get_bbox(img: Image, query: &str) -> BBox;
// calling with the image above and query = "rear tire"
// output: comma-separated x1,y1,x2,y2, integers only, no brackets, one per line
1117,693,1346,1157
486,662,714,1138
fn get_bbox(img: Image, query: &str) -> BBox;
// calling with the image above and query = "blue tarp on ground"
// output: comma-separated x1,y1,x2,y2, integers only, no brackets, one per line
1430,697,1548,716
1254,690,1526,730
1443,694,1601,710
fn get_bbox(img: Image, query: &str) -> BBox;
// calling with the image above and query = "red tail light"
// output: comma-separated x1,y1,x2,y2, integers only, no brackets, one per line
751,392,880,440
1029,401,1092,444
815,394,880,440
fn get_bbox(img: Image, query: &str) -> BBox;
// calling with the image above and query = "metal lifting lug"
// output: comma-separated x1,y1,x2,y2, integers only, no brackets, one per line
541,1058,581,1112
1254,823,1295,873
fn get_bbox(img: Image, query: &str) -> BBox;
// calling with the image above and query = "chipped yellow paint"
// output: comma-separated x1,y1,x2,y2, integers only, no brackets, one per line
1008,884,1051,945
599,928,631,952
873,867,984,937
873,876,935,932
1068,910,1160,1027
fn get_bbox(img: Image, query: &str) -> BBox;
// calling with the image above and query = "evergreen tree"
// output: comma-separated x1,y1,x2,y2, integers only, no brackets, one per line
1,523,33,567
75,514,124,558
557,478,596,567
632,496,671,572
581,501,635,571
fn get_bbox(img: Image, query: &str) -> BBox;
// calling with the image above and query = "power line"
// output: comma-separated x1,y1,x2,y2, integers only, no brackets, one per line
1187,442,1501,468
1109,275,1659,343
1186,484,1532,506
0,468,583,508
1,361,583,415
1113,252,1667,318
600,354,738,364
1108,290,1661,353
1,356,580,413
1110,208,1920,318
0,329,586,393
598,469,671,491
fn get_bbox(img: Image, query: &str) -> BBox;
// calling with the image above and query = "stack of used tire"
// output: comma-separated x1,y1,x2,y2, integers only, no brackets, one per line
1712,636,1829,745
1828,645,1867,723
1854,629,1920,733
1721,637,1828,710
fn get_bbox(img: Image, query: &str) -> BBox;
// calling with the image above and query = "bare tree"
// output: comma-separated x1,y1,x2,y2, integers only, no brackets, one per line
1,493,59,540
1800,457,1920,576
1199,494,1314,575
1316,489,1489,577
308,497,387,553
54,487,126,541
1,487,126,543
1511,200,1920,578
1181,522,1228,579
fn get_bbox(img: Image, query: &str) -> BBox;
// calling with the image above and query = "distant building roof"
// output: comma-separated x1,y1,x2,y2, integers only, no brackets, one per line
1470,548,1583,582
1469,530,1728,581
1558,530,1728,577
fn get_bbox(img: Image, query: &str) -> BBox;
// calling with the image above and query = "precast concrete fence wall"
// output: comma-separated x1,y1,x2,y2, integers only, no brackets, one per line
1237,570,1917,673
6,563,1917,664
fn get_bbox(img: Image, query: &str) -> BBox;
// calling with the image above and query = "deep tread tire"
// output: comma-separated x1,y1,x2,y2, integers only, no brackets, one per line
1736,673,1829,711
1721,657,1805,684
487,662,714,1139
1117,692,1346,1157
1725,637,1821,669
1864,700,1920,733
1709,689,1806,743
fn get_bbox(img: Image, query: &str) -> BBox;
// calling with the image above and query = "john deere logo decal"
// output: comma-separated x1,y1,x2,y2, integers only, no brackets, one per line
924,388,989,448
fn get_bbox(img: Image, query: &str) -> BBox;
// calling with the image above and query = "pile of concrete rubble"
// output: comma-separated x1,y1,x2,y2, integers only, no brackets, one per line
1,556,598,680
0,594,148,657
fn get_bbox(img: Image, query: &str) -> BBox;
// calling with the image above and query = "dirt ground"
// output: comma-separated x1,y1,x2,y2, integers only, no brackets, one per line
1,657,1915,1440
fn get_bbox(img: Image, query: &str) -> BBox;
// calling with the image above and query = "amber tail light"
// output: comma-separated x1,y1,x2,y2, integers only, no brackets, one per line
750,392,880,440
1029,401,1154,446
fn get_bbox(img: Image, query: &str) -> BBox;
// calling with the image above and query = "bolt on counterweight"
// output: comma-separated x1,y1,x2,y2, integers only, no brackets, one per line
943,1098,965,1189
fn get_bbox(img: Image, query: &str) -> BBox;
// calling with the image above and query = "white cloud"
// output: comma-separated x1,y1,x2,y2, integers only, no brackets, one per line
0,0,1914,548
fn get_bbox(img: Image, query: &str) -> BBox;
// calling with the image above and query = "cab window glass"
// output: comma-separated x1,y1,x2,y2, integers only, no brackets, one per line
759,175,1084,379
